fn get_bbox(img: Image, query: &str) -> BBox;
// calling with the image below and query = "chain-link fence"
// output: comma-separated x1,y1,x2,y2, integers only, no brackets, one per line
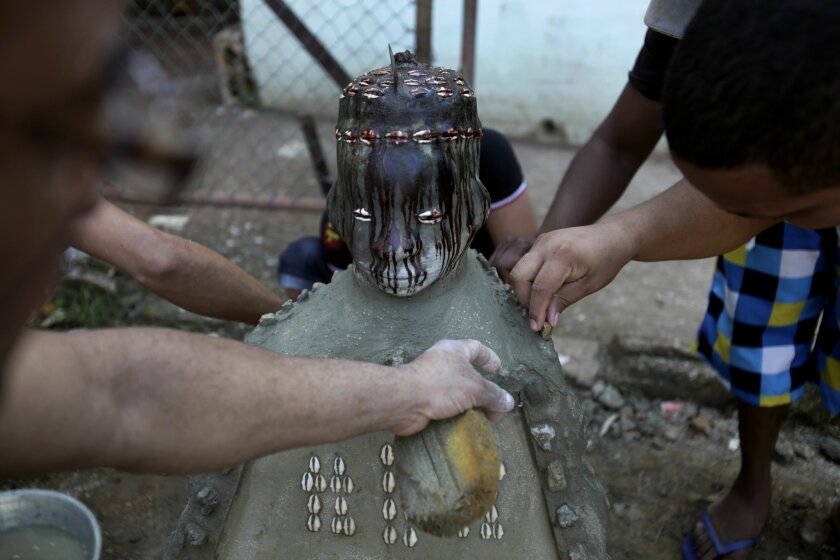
116,0,422,209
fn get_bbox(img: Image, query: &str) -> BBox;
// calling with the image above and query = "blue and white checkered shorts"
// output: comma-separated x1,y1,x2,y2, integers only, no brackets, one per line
696,222,840,414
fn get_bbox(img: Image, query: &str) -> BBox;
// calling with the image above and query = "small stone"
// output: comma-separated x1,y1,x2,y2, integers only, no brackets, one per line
580,398,600,419
793,441,815,460
618,408,636,433
627,395,652,412
530,423,556,451
683,402,699,419
195,485,220,516
591,380,606,398
689,414,712,438
728,437,740,452
613,503,627,518
540,322,553,340
258,313,276,325
819,437,840,464
799,516,827,546
555,503,579,528
664,426,681,442
639,411,663,437
546,459,567,492
622,429,641,442
184,523,207,547
524,378,548,404
597,385,624,410
774,436,796,465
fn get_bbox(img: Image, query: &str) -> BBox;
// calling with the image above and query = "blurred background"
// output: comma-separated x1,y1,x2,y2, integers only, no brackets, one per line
114,0,649,206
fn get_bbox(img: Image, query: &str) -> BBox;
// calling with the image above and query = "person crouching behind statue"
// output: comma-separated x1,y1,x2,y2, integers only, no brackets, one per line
278,129,536,299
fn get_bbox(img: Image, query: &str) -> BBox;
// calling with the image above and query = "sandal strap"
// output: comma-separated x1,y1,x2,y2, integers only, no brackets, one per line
700,511,757,556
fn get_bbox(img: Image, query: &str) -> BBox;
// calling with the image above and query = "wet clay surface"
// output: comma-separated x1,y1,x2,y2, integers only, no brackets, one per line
170,254,607,559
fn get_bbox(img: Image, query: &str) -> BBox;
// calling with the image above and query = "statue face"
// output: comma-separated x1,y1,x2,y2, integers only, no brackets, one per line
329,52,486,296
329,139,488,296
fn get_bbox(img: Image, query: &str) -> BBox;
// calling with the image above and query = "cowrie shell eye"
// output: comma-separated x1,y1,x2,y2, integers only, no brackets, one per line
418,209,443,224
353,208,372,222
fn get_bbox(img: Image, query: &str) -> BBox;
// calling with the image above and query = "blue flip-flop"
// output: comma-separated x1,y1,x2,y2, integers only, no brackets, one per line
682,511,756,559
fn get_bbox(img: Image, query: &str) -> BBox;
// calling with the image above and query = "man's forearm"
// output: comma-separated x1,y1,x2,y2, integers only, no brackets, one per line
71,199,284,324
1,330,512,476
607,180,775,262
142,237,284,324
0,329,410,474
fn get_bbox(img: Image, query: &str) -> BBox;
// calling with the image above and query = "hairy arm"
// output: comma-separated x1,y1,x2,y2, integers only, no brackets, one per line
70,198,284,324
491,84,663,280
510,180,775,329
0,330,512,476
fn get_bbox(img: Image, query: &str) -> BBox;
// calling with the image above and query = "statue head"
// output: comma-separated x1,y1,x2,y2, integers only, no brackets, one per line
327,51,489,296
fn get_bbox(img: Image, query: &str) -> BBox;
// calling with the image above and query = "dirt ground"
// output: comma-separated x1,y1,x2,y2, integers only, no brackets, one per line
4,141,840,559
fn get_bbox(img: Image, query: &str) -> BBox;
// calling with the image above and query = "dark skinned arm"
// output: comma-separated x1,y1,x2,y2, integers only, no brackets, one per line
491,83,664,281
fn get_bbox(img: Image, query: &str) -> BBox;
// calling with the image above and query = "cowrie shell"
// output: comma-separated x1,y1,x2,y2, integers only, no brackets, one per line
403,527,418,547
380,443,395,466
334,457,346,476
335,496,348,516
480,522,493,540
382,471,396,494
301,472,314,492
330,475,342,493
307,514,320,532
342,516,356,536
307,494,321,514
383,524,398,544
308,456,320,474
382,498,397,520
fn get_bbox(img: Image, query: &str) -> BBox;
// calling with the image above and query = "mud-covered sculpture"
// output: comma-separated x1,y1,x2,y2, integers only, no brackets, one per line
167,52,608,560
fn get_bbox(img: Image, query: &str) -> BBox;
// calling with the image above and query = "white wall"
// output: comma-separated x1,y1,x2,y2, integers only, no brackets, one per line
241,0,649,145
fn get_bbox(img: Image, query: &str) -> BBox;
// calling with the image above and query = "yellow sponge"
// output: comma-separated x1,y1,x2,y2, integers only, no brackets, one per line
394,409,500,536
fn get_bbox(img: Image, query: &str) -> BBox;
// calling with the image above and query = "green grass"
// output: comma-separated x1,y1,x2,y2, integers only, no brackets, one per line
44,282,126,329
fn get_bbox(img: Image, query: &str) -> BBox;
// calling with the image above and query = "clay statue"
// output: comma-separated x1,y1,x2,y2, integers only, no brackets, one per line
167,51,608,560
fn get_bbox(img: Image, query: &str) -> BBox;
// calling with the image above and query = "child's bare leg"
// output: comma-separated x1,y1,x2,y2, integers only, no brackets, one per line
692,401,787,559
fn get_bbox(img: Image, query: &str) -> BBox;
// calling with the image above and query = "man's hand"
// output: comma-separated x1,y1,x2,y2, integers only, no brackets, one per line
390,339,514,436
509,222,637,331
489,235,536,284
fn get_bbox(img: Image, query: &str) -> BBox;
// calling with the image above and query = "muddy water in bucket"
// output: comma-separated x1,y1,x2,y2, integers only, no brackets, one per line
0,525,87,560
0,489,100,560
